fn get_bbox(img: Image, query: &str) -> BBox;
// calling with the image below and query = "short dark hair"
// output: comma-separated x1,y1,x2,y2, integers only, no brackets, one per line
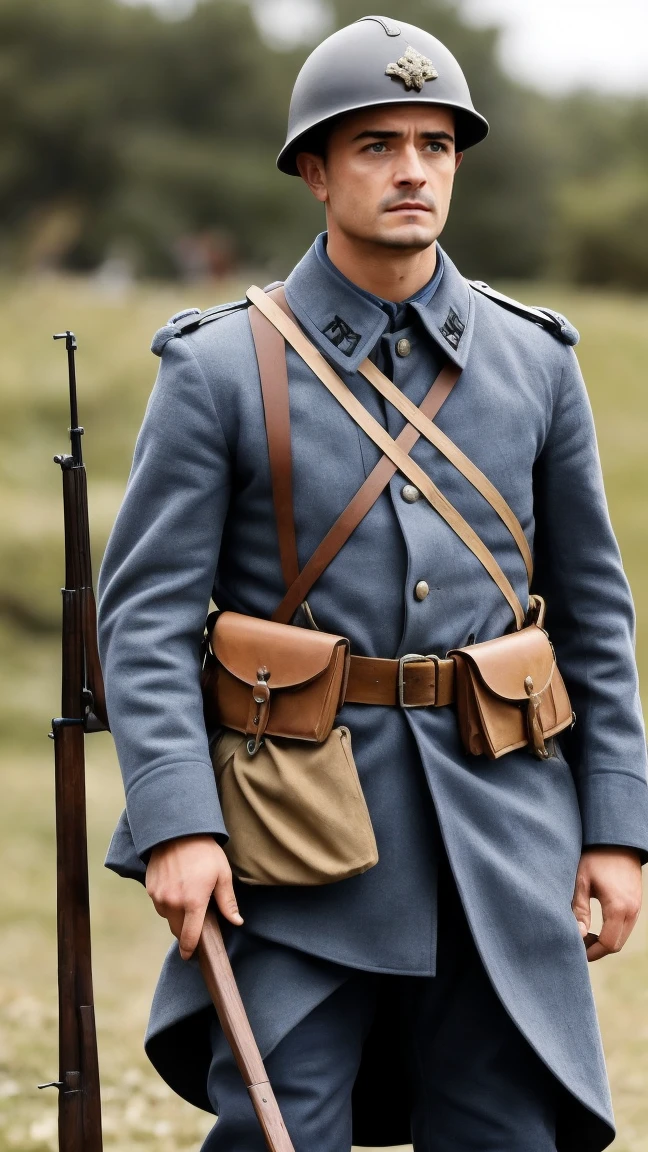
295,113,345,164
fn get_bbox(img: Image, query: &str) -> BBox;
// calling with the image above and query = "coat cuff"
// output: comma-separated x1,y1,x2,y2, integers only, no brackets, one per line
579,770,648,864
126,760,228,859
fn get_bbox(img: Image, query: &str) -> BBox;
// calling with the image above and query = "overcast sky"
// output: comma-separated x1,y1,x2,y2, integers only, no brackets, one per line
459,0,648,94
125,0,648,95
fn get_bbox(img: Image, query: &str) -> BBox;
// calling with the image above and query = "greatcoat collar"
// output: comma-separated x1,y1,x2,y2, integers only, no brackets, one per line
283,232,475,373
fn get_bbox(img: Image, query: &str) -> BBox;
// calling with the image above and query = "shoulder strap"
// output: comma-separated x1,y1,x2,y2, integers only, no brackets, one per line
273,359,461,626
248,286,526,630
248,302,300,590
469,281,579,346
357,357,533,583
270,287,531,585
174,298,249,335
250,294,460,626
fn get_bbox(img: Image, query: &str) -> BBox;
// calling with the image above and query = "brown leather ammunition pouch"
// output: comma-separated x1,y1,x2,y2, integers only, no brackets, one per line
449,608,573,760
203,610,350,752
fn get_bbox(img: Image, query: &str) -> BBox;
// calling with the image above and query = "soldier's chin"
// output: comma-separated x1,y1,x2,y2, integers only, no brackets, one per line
375,222,436,251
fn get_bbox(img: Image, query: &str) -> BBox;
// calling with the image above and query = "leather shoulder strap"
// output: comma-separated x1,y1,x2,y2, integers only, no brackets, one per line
271,287,532,585
357,357,534,584
251,290,460,626
249,300,300,590
248,285,526,630
272,360,460,626
250,295,460,623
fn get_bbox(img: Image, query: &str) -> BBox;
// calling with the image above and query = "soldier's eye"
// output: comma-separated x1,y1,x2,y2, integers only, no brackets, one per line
367,142,387,153
426,142,446,153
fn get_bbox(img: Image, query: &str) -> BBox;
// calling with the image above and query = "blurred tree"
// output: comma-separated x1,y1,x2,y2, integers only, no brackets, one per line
545,94,648,290
0,0,126,268
0,0,315,275
0,0,646,286
553,166,648,290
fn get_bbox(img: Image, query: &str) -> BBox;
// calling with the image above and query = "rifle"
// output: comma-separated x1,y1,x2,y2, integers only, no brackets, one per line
41,332,295,1152
38,331,105,1150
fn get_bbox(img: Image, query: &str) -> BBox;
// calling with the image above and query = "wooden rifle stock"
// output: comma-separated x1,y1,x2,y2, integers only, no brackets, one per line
199,911,296,1152
45,332,294,1152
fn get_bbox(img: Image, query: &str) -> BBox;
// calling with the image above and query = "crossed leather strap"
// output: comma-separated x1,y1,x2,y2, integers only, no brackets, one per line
246,285,533,707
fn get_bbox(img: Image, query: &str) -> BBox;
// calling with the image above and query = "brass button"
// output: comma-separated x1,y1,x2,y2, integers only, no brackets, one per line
401,484,421,504
396,337,411,357
414,580,430,601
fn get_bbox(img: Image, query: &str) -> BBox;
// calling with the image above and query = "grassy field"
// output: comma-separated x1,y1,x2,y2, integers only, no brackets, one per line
0,274,647,1150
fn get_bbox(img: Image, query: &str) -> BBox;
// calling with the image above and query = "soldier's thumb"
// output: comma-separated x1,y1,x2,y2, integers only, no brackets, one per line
214,869,244,927
571,871,591,939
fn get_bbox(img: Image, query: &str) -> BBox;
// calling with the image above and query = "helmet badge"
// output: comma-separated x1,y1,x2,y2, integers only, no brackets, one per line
385,46,438,91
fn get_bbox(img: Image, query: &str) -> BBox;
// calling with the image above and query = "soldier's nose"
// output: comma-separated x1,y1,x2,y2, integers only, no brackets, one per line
396,154,427,186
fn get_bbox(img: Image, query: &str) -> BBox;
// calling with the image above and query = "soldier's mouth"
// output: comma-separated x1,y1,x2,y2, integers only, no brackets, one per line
386,203,432,212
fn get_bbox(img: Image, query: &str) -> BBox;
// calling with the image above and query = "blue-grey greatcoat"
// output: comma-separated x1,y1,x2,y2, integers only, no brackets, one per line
98,235,648,1150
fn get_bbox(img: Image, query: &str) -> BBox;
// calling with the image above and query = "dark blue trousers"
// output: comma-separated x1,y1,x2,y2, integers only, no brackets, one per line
202,862,559,1151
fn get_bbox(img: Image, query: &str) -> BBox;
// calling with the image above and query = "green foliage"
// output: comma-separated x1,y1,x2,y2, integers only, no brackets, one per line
547,95,648,289
0,0,315,275
0,0,647,285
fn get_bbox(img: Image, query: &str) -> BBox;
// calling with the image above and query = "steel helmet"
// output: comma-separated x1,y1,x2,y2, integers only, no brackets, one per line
277,14,489,176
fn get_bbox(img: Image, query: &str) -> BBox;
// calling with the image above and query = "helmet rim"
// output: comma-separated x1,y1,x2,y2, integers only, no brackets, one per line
277,97,489,176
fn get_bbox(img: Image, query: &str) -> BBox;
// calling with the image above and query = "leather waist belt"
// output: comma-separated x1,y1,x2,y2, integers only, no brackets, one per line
345,654,456,708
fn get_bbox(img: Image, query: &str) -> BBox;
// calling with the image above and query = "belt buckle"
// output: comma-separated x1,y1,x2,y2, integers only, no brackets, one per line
398,653,439,708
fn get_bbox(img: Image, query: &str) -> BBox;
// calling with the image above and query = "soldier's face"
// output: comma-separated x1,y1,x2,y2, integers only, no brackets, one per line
297,104,462,251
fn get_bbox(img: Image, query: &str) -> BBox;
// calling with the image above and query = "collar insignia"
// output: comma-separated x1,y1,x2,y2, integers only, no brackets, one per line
323,315,361,356
440,308,465,350
385,46,438,91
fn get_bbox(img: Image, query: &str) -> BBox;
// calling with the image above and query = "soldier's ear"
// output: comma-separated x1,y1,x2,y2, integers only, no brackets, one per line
296,152,329,203
454,151,464,173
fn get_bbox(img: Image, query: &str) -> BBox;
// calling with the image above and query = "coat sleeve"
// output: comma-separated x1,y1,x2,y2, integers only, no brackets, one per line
98,334,231,860
532,346,648,860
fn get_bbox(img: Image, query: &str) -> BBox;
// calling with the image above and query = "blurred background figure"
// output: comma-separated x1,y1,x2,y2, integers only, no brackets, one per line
0,2,646,1151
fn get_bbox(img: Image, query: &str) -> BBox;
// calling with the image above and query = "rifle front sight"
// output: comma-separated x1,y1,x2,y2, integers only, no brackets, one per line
53,330,83,467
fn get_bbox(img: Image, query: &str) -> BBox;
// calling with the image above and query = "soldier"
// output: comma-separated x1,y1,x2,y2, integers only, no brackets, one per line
98,15,647,1152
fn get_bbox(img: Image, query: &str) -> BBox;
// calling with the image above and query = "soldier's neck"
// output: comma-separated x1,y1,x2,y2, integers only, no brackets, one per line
325,233,438,303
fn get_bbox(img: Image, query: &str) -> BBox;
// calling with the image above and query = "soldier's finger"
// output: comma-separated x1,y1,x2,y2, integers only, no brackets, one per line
585,936,607,962
571,873,591,939
582,931,599,953
214,871,244,927
159,905,185,943
601,907,639,955
178,904,208,960
586,908,628,962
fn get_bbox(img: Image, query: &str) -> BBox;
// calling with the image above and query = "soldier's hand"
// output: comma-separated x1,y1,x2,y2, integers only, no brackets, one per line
146,834,243,960
572,846,643,963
